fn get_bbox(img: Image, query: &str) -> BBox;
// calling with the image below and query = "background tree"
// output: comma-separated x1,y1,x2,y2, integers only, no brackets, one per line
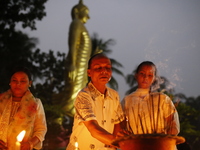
0,0,47,31
176,94,200,150
0,31,40,92
0,0,47,92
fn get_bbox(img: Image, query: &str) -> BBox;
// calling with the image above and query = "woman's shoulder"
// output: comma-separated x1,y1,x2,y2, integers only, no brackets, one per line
123,92,137,101
151,91,168,96
128,90,139,96
151,92,172,102
35,97,41,102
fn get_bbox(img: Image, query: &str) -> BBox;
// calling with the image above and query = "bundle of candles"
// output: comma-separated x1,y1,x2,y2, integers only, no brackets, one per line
124,93,176,134
112,93,184,150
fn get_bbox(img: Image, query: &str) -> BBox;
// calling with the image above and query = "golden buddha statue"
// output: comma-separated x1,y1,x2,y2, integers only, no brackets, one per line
64,0,92,116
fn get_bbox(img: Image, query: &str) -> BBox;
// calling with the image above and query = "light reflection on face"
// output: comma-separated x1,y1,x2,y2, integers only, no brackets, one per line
10,72,31,97
135,65,155,89
87,57,112,86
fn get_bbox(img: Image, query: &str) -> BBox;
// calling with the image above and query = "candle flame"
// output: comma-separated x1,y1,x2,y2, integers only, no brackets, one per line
75,142,78,148
17,130,26,142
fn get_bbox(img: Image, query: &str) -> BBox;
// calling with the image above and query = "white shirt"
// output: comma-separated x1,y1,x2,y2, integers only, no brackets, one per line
122,88,180,135
66,82,124,150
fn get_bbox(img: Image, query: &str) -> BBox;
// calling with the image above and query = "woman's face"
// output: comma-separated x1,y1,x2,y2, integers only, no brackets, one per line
10,71,32,97
135,65,155,89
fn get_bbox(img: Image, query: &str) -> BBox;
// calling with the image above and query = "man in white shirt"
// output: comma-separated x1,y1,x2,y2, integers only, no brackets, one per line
66,53,124,150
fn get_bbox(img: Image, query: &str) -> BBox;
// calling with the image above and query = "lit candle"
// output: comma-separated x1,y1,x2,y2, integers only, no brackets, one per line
75,142,79,150
16,130,26,150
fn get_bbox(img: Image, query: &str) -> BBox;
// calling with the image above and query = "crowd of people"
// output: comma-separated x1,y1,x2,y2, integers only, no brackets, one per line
0,54,186,150
66,54,181,150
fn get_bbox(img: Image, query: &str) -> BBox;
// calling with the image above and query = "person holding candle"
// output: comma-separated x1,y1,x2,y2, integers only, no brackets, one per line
66,53,125,150
121,61,180,149
0,66,47,150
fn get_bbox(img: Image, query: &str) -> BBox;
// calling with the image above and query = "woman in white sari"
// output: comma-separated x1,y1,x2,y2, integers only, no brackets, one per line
0,67,47,150
122,61,180,150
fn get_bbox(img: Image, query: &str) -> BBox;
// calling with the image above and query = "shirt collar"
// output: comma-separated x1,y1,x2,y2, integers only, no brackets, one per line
135,88,150,94
134,88,150,99
88,82,111,99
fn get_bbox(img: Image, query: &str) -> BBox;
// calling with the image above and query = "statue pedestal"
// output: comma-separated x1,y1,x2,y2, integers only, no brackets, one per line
112,134,185,150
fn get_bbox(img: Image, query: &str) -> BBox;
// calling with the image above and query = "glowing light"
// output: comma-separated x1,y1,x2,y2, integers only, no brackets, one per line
75,142,79,150
16,130,26,150
17,130,26,142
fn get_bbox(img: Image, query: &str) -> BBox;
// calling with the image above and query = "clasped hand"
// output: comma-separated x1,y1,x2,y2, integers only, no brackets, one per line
116,129,132,138
0,140,7,150
20,141,33,150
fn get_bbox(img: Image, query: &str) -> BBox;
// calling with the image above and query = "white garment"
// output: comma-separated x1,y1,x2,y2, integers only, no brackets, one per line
66,82,124,150
0,90,47,150
122,88,180,135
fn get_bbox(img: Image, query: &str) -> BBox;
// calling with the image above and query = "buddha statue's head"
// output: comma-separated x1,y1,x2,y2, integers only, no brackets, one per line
71,0,90,23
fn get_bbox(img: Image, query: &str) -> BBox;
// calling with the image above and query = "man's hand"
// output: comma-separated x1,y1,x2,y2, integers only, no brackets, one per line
0,140,7,150
116,129,132,138
21,141,33,150
84,120,116,145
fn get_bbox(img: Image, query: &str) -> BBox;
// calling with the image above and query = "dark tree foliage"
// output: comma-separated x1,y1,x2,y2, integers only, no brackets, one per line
176,95,200,150
0,0,47,31
0,31,41,92
0,0,48,92
30,50,66,103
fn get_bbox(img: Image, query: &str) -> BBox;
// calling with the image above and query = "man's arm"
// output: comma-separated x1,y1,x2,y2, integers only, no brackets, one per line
83,120,116,145
113,123,121,136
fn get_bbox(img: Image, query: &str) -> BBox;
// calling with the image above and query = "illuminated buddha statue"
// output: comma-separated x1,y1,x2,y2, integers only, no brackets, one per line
64,0,92,116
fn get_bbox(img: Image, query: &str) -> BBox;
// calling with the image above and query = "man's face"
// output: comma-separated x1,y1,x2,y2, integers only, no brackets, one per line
87,57,112,86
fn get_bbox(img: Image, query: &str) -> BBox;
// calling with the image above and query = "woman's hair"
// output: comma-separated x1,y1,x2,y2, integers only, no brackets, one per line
10,66,32,81
135,61,163,92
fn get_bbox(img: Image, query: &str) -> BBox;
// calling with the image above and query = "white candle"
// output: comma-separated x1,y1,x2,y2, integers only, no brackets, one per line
16,141,20,150
16,130,26,150
75,142,79,150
